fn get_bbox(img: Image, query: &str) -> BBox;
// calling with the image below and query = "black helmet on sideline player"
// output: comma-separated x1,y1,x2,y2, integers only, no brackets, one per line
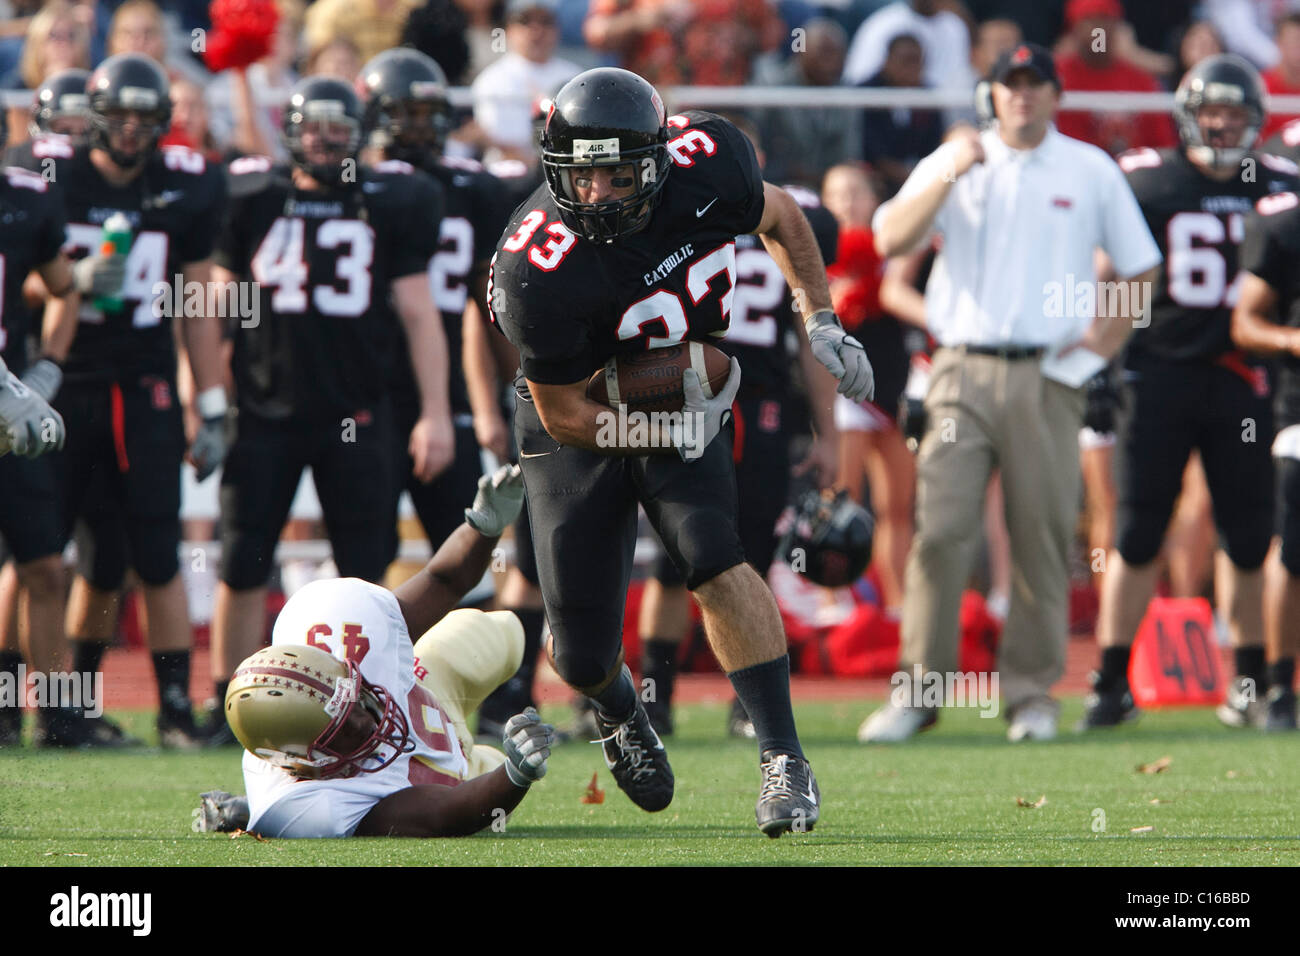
31,67,92,142
283,75,366,187
777,490,875,588
1174,53,1266,171
358,47,451,167
87,53,171,169
540,67,672,243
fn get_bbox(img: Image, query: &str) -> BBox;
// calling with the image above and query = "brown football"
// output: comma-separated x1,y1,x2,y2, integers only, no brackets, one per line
586,342,733,414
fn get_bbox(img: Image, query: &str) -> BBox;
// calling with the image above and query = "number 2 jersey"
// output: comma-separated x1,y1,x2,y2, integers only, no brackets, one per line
0,165,68,375
8,138,226,384
214,157,443,422
489,111,765,389
1118,146,1300,364
243,577,470,838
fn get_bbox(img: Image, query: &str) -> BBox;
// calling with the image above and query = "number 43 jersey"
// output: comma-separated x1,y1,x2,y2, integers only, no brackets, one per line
1118,146,1300,363
215,157,443,421
9,139,226,384
489,111,765,389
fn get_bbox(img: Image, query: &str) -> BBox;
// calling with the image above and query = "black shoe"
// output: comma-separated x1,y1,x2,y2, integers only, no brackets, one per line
0,707,21,747
1075,671,1139,731
86,713,143,747
726,697,754,739
158,708,207,750
34,707,135,749
1265,686,1297,731
1217,675,1265,729
564,696,600,743
199,700,240,747
756,750,820,838
593,700,674,812
644,697,674,737
196,790,251,833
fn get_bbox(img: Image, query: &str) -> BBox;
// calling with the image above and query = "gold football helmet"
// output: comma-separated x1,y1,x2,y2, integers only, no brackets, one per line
225,644,413,779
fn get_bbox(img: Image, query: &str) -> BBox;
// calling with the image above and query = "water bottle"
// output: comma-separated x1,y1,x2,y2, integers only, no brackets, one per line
93,212,133,312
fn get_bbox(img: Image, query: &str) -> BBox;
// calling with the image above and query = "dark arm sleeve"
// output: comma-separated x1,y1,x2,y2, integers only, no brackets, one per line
684,111,766,235
489,257,594,385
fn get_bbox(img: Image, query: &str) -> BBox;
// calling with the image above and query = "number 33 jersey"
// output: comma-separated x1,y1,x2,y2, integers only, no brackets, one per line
1118,146,1300,363
9,139,226,384
214,157,443,421
243,577,470,838
489,111,765,389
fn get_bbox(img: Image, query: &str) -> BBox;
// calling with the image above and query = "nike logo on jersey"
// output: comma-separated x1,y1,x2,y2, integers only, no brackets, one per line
146,189,186,208
520,450,553,459
696,198,718,217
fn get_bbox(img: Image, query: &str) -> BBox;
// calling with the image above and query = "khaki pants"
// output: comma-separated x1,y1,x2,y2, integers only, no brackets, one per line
412,609,524,778
901,348,1085,713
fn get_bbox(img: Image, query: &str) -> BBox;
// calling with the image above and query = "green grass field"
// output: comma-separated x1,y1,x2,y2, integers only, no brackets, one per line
2,698,1297,866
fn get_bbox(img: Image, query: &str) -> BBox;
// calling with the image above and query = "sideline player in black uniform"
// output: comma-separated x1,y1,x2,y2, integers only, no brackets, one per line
1232,189,1300,729
208,75,453,737
637,120,842,739
357,48,512,554
490,68,873,835
0,103,80,746
12,54,230,747
1081,55,1300,731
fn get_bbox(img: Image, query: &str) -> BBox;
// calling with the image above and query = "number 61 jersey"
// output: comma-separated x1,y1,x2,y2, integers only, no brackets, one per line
214,157,443,421
1118,145,1300,363
489,111,765,390
9,139,225,384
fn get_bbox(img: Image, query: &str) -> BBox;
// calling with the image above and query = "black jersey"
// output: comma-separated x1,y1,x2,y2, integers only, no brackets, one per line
214,156,443,421
1262,119,1300,166
487,157,544,222
8,139,226,384
1118,146,1300,363
388,155,511,416
1239,190,1300,426
722,183,838,394
0,166,67,375
490,111,765,389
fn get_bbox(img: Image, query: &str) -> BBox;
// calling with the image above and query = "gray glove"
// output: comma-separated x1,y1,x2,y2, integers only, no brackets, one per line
189,415,226,482
678,355,743,462
21,358,62,403
464,463,524,537
502,707,556,788
806,309,875,402
0,369,64,457
72,254,126,298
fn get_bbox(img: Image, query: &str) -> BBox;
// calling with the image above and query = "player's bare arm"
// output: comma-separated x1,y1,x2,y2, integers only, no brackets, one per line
392,271,456,482
354,773,528,837
792,319,840,487
462,291,510,460
33,253,79,365
177,258,230,480
1233,272,1300,355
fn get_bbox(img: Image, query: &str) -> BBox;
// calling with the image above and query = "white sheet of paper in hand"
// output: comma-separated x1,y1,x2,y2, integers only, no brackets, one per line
1040,342,1106,388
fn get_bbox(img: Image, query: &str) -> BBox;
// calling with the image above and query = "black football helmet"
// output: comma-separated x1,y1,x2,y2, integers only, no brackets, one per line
87,53,171,169
1174,53,1265,170
540,67,672,243
777,490,875,588
283,75,365,187
358,47,451,168
31,68,92,143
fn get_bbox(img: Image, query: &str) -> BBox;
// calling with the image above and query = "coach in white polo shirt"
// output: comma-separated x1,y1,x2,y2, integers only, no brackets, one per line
859,43,1162,743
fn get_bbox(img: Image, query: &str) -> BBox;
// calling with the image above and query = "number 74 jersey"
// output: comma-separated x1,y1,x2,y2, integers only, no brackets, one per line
488,111,766,389
1118,145,1300,362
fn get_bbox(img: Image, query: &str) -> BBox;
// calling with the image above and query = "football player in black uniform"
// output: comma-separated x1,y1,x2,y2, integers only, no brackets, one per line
11,54,230,748
637,119,842,739
490,68,873,836
0,101,79,746
1232,189,1300,729
208,75,452,739
1080,55,1300,731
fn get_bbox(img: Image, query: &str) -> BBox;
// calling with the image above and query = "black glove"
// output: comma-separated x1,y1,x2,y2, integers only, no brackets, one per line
898,395,928,454
1082,368,1120,435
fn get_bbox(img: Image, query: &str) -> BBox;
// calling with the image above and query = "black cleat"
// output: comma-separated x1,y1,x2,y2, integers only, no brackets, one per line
726,696,755,739
1264,686,1297,731
196,790,251,833
85,713,143,747
0,707,21,747
644,697,674,737
34,707,135,749
199,700,240,747
593,699,674,812
158,708,208,750
1216,675,1265,729
756,750,820,838
1075,671,1139,731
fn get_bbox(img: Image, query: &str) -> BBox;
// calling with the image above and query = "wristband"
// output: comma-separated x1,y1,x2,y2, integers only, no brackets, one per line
196,386,228,420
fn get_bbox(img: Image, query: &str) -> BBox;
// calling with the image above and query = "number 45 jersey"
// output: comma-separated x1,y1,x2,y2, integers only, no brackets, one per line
215,157,443,422
489,111,765,389
9,139,226,384
1118,146,1300,363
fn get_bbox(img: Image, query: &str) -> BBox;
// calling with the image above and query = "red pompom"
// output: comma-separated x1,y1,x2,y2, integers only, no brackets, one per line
204,0,279,73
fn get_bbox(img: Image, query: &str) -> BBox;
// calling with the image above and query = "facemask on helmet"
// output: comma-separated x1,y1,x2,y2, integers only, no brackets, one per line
1174,53,1265,170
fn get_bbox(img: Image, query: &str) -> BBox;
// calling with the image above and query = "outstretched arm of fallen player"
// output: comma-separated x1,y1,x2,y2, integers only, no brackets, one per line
393,464,525,638
392,273,456,483
354,770,529,837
